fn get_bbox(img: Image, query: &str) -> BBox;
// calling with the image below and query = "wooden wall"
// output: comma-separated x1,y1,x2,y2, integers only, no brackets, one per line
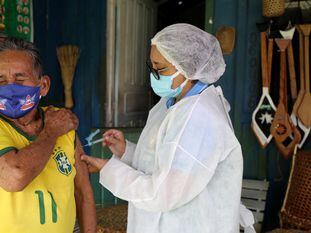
33,0,107,152
209,0,310,230
32,0,310,231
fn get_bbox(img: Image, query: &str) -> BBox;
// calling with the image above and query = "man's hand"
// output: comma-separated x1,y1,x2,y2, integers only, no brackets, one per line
43,107,79,138
102,129,126,158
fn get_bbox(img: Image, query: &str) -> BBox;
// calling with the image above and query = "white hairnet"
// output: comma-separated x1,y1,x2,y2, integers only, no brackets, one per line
151,23,226,84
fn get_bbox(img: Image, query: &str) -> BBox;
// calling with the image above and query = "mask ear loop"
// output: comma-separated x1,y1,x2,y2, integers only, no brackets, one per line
179,78,188,89
170,71,181,79
172,71,188,90
37,79,43,99
172,78,189,99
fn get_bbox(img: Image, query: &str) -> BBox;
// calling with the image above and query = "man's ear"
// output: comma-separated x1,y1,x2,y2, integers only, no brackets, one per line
40,75,51,97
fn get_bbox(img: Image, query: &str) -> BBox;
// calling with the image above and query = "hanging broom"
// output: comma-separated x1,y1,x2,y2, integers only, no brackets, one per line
56,45,80,109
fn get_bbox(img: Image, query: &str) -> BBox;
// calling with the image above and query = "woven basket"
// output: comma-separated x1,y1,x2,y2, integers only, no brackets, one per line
96,204,128,233
280,150,311,231
266,229,310,233
262,0,285,17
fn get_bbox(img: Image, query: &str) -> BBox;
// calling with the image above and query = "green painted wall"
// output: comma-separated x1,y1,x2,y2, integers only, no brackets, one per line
90,128,142,206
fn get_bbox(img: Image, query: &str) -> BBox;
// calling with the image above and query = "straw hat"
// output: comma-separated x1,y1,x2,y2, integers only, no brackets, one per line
216,26,235,55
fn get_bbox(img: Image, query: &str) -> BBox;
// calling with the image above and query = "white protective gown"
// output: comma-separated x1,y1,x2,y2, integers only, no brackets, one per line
100,85,244,233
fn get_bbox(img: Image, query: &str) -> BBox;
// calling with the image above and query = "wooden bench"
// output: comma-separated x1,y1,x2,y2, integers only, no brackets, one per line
241,179,269,232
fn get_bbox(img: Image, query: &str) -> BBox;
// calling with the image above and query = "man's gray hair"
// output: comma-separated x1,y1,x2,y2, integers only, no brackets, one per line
0,37,43,77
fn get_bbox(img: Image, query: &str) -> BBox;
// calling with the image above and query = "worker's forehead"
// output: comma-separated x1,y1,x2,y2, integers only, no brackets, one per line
150,45,169,64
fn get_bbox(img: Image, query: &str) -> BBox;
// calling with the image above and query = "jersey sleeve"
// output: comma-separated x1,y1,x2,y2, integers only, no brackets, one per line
0,123,17,156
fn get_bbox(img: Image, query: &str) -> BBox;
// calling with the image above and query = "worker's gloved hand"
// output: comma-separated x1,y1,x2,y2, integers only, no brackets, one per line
80,155,108,173
43,106,79,138
102,129,126,158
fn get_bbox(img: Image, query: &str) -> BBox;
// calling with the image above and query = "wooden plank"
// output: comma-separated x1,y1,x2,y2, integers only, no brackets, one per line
241,198,266,211
242,189,267,200
241,178,267,231
242,179,269,190
240,223,262,233
254,223,262,233
252,211,264,222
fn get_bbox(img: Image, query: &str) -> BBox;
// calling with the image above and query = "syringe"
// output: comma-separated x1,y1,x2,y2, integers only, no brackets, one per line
83,138,104,147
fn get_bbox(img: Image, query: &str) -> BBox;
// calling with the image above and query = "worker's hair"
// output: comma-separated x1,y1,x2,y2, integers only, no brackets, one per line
0,37,43,77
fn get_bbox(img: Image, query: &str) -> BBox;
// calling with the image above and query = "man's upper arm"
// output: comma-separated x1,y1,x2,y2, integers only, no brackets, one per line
74,136,92,190
73,135,97,233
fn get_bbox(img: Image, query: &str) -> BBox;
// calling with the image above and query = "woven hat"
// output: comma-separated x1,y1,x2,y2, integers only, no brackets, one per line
215,26,235,55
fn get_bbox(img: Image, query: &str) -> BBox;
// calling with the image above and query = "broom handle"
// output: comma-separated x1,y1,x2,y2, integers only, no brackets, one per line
61,69,74,109
64,89,73,109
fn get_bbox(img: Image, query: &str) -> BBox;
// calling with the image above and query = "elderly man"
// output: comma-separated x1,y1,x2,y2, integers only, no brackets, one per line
0,37,97,233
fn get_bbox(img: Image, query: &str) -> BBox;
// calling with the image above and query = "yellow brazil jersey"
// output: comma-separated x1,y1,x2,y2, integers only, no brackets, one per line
0,107,77,233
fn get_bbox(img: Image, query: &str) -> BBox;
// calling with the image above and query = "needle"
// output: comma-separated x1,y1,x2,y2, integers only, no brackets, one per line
83,138,104,147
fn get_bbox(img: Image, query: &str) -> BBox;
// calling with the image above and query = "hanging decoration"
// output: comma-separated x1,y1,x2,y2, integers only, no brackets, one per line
215,26,236,55
0,0,33,41
252,1,311,157
262,0,285,17
252,23,276,148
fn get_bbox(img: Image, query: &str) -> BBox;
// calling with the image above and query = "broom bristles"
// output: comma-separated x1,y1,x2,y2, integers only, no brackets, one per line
56,45,80,83
56,45,80,108
56,45,80,71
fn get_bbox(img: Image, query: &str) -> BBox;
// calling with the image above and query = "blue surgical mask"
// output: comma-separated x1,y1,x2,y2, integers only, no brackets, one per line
0,84,41,119
150,71,188,98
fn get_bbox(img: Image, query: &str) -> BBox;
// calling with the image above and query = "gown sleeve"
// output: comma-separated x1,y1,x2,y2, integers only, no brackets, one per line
0,123,17,156
120,140,137,166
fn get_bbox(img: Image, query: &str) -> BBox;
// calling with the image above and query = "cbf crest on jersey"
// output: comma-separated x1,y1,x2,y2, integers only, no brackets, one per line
53,147,72,176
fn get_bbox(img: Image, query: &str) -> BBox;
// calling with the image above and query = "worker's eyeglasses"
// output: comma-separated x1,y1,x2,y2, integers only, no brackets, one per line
146,60,160,80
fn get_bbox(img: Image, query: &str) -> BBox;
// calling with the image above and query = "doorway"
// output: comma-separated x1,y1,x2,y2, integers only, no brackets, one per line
105,0,207,127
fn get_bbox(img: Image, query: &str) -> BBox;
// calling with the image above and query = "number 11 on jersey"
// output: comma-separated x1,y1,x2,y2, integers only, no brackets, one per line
35,190,58,224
